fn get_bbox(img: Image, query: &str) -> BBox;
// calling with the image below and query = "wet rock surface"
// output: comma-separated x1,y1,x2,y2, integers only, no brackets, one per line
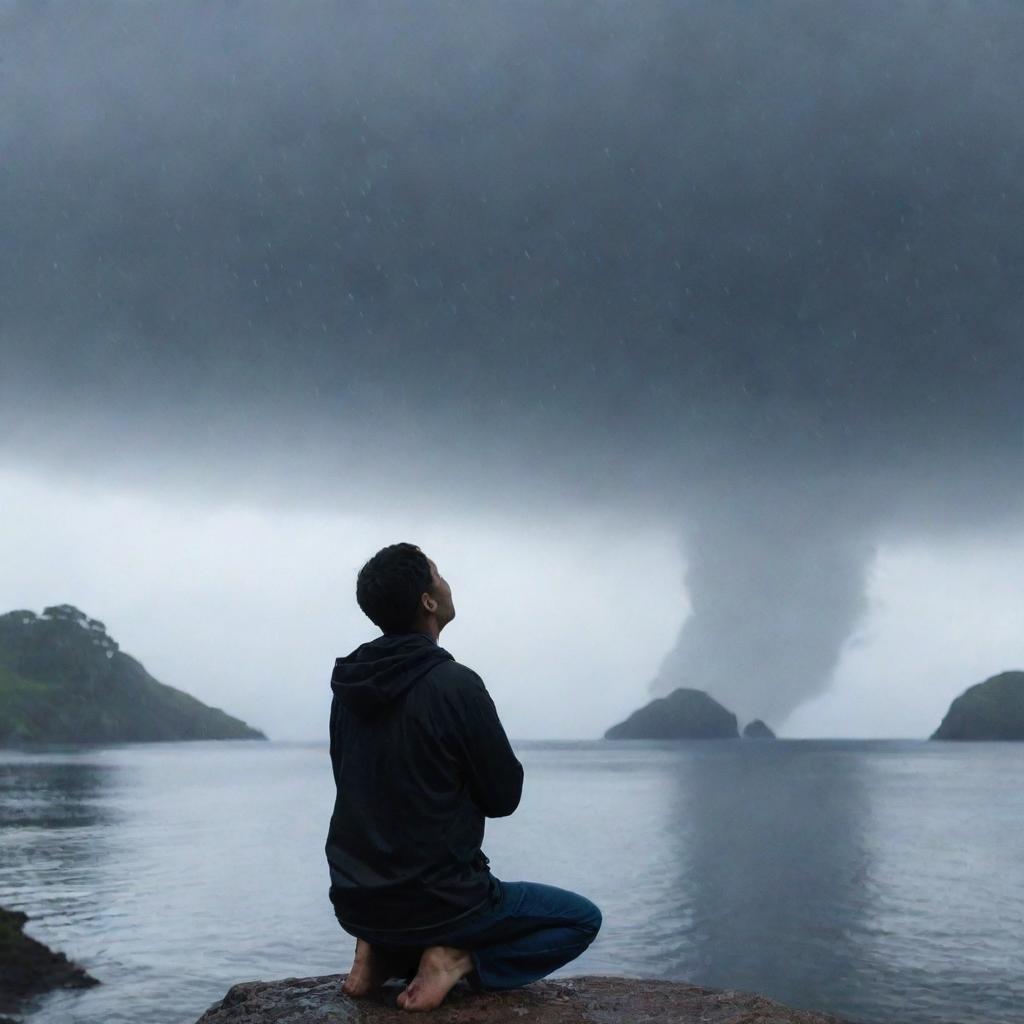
0,905,98,1016
195,973,849,1023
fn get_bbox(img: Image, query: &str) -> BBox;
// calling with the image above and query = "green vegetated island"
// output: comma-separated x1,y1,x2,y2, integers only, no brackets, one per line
0,605,265,744
606,672,1024,741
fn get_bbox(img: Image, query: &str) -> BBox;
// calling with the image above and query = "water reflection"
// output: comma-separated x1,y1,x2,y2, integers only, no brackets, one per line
665,741,876,1019
0,755,115,830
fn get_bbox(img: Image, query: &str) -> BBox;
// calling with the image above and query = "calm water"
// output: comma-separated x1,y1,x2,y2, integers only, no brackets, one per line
1,740,1022,1024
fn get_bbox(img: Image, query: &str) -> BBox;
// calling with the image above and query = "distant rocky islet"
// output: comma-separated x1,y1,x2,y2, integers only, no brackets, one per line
0,604,265,744
604,687,747,740
742,719,776,739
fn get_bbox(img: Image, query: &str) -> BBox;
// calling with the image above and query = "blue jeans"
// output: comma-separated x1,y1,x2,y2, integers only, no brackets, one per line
346,878,602,991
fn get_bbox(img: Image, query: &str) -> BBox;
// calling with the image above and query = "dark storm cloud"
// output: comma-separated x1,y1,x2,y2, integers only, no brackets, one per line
1,1,1021,722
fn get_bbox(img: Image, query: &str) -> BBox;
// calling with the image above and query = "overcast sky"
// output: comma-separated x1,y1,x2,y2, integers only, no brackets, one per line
1,1,1021,738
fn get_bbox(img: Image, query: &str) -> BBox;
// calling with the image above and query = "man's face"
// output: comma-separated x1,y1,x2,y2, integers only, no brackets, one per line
426,557,456,628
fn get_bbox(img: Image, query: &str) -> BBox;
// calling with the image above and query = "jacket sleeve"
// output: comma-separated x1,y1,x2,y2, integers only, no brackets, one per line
441,669,524,818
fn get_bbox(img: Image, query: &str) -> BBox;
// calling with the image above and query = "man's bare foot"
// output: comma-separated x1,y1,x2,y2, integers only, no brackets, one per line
342,938,391,997
396,945,474,1011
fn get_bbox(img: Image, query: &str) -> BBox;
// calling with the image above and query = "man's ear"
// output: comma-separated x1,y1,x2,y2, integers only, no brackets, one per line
422,592,438,614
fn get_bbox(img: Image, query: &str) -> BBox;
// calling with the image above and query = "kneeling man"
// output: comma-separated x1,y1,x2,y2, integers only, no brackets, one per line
325,543,602,1011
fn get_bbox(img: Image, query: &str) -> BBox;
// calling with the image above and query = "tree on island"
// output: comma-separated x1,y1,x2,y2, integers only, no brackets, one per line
41,604,87,624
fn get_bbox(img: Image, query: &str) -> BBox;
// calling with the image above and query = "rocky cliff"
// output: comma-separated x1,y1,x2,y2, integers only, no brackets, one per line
0,605,265,743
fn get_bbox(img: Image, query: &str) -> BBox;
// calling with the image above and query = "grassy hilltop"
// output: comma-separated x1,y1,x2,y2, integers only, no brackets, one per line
0,605,265,743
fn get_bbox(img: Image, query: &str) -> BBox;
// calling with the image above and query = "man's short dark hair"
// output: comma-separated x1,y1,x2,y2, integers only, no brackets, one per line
356,543,433,634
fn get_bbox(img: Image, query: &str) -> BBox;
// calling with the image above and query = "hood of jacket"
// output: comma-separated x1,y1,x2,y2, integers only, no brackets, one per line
331,633,454,716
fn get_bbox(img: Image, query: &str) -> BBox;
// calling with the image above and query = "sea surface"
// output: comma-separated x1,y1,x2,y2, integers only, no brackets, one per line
1,739,1022,1024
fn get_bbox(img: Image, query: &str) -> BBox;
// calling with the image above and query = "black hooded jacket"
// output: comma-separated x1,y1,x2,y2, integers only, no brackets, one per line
325,633,524,932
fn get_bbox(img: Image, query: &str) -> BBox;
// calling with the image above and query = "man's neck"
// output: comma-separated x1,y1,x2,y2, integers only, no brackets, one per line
411,620,441,643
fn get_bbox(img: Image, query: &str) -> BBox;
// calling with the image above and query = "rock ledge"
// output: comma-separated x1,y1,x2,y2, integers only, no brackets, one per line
0,905,97,1018
195,973,848,1023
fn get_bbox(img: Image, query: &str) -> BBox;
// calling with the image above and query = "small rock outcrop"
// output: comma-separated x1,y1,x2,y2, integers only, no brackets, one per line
0,905,98,1017
604,688,739,740
931,670,1024,740
743,719,776,739
0,605,265,743
195,974,848,1023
